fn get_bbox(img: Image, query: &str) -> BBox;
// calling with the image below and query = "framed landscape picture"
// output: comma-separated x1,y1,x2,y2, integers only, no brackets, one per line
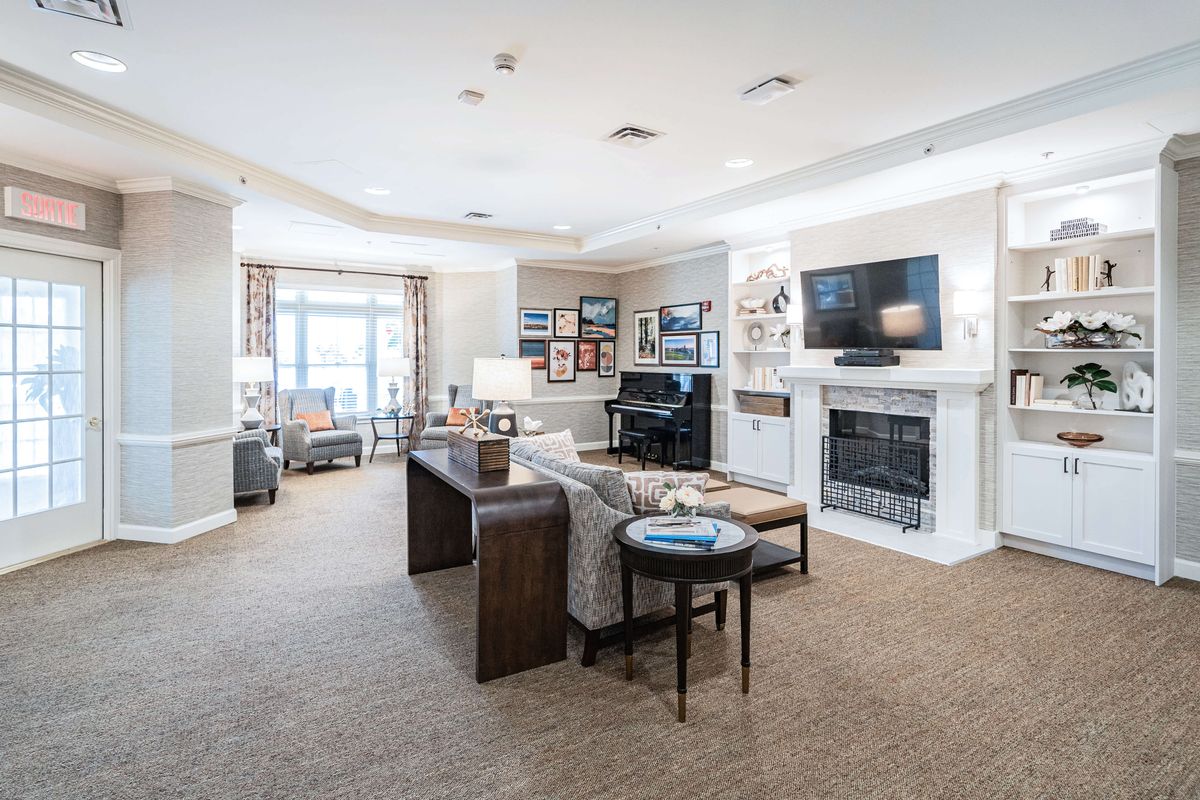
698,331,720,367
598,340,615,377
547,340,576,382
520,308,551,336
580,296,617,338
576,340,598,371
519,338,547,369
634,309,658,365
660,332,698,366
553,307,580,337
659,302,702,332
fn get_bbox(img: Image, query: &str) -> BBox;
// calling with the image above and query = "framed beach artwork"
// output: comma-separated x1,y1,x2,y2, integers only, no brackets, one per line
576,340,598,371
698,331,720,368
598,340,616,377
659,302,702,332
547,340,577,382
580,296,617,338
519,338,547,369
520,308,551,336
554,307,580,337
660,333,698,366
634,309,658,365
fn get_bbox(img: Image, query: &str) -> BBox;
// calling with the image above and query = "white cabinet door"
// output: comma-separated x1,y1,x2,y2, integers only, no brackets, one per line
727,413,758,476
1006,444,1073,546
757,416,791,484
1072,451,1156,565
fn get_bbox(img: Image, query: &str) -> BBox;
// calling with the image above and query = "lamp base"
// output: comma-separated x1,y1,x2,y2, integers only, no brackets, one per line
488,400,517,437
241,387,265,430
383,381,402,415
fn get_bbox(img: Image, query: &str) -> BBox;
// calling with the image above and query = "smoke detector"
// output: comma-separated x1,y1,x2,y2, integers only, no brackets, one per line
740,77,795,106
493,53,518,75
458,89,485,106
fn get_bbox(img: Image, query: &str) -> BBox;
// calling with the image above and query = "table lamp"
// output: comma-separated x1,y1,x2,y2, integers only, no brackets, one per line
232,356,274,430
472,356,532,437
377,355,411,415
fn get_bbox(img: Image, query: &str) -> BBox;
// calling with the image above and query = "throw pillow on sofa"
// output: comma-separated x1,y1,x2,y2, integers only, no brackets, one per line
523,449,634,515
522,429,580,463
296,410,335,432
625,471,709,514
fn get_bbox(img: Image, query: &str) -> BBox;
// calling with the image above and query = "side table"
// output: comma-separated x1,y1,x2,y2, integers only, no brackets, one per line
369,414,414,462
259,423,282,447
613,514,758,722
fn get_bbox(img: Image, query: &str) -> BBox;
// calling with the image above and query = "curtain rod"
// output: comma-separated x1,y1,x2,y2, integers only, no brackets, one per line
241,262,429,281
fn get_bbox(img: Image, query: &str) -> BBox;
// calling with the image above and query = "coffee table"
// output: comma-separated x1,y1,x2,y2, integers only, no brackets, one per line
613,514,758,722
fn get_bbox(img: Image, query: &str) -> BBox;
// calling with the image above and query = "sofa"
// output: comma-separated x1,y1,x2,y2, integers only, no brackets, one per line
509,437,730,667
279,387,363,473
417,383,493,450
233,429,283,504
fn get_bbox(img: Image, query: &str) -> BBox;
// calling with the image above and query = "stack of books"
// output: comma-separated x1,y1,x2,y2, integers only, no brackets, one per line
643,518,721,550
1009,369,1044,406
747,366,784,390
1050,255,1102,293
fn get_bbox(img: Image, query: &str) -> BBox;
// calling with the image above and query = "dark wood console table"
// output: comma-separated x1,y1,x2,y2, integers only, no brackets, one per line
406,449,570,682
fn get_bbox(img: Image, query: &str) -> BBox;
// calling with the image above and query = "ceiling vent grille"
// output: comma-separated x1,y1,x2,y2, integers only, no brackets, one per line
463,211,493,220
604,125,665,148
34,0,125,26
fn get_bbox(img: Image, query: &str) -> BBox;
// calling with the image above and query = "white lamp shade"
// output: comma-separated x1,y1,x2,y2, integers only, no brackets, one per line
953,290,982,316
377,355,412,378
786,305,804,326
880,304,926,338
232,356,274,383
473,357,532,401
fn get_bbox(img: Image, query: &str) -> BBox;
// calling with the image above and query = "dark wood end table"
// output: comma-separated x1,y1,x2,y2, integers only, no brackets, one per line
369,414,414,462
613,514,758,722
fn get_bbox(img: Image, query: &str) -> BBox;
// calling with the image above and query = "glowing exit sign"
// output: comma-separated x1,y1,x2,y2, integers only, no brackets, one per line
3,186,86,231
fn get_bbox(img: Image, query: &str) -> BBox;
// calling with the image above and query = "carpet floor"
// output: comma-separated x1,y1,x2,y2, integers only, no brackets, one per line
2,451,1199,799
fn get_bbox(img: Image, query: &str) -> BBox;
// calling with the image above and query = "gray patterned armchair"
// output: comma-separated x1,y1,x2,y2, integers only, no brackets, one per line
417,383,493,450
233,429,283,504
280,388,364,474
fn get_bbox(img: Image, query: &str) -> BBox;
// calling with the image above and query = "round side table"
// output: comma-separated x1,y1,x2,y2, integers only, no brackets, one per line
613,514,758,722
369,414,415,462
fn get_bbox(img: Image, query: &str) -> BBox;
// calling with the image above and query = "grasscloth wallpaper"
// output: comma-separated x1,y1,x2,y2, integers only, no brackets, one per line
1175,156,1200,561
0,163,122,250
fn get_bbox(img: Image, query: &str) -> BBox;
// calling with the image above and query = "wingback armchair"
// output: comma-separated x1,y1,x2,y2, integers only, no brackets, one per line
233,429,283,504
280,387,364,474
416,383,493,450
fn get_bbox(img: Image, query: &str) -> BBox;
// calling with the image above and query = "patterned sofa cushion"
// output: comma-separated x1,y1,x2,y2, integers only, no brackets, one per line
625,471,710,514
524,449,634,515
420,425,454,441
310,429,361,447
519,429,580,462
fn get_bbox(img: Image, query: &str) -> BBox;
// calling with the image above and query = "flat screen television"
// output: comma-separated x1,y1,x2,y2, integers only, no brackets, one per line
799,254,942,350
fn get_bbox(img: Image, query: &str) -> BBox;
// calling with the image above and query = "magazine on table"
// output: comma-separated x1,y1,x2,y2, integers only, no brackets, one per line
643,517,720,549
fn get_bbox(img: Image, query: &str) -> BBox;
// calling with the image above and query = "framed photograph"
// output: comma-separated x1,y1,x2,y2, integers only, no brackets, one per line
520,308,551,336
810,271,857,311
576,340,598,371
634,309,658,365
598,340,616,377
553,307,580,337
660,333,698,366
519,338,547,369
659,302,702,332
580,296,617,339
698,331,720,368
547,340,577,382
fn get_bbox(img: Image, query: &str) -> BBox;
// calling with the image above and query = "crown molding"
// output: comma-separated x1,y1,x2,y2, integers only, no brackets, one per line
1001,138,1164,187
1163,133,1200,161
0,147,119,191
614,243,730,273
117,176,244,208
515,258,617,274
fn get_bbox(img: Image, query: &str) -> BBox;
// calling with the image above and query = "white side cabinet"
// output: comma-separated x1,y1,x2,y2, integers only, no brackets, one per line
728,412,791,485
1004,442,1155,566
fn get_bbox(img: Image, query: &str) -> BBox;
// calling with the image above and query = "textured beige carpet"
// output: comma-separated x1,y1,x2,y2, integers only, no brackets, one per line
2,451,1199,799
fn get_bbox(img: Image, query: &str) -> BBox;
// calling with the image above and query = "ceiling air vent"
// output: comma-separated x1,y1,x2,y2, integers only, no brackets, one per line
463,211,493,220
34,0,126,26
604,125,665,149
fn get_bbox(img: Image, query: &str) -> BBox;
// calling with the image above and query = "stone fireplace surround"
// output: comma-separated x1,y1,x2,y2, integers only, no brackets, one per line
779,366,994,565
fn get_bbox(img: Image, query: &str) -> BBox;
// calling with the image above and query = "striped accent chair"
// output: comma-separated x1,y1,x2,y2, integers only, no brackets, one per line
280,388,363,474
233,429,282,504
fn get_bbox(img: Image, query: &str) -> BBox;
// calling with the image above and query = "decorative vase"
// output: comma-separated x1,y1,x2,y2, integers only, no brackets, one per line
771,284,790,314
1045,330,1123,349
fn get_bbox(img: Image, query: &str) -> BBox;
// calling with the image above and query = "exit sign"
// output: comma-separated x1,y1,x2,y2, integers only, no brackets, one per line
4,186,86,231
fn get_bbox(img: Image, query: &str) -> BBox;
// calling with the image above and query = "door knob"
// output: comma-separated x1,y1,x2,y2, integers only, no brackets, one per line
88,416,103,430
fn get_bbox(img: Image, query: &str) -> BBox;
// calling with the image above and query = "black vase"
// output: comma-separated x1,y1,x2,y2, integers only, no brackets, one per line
771,284,790,313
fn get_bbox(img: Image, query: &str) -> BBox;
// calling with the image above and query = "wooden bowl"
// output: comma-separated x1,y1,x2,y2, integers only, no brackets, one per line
1057,432,1104,448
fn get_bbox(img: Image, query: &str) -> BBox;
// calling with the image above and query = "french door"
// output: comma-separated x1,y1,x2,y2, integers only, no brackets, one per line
0,247,103,571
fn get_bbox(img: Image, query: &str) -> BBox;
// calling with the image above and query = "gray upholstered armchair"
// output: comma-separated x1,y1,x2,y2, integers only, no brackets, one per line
233,429,283,504
280,387,364,474
416,383,493,450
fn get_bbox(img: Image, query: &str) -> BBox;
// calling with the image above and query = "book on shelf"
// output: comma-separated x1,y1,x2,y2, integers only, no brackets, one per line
1051,255,1100,293
1029,373,1044,405
1032,398,1075,407
1009,369,1029,406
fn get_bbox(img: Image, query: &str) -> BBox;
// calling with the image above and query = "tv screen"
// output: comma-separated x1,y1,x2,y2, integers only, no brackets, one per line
800,255,942,350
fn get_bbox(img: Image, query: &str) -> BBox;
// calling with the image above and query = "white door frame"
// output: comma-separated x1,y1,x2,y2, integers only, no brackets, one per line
0,229,121,544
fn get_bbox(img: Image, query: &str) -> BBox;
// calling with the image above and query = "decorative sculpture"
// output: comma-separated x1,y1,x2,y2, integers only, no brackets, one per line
1120,361,1153,413
1101,259,1117,288
1041,264,1055,293
459,408,492,437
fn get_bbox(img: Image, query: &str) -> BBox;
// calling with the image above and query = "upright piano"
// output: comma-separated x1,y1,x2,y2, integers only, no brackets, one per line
604,371,711,469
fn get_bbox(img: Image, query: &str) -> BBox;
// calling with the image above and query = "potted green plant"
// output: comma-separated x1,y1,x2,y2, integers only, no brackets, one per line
1061,363,1118,410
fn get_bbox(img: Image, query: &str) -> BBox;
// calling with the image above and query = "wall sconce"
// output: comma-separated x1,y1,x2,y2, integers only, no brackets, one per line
953,291,982,338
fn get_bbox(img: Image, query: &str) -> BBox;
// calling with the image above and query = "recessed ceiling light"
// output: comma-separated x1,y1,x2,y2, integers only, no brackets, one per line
1075,185,1091,195
725,158,754,169
364,187,391,196
553,224,572,231
71,51,126,73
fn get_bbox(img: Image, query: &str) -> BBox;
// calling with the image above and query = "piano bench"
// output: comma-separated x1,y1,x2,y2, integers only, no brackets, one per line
617,429,651,470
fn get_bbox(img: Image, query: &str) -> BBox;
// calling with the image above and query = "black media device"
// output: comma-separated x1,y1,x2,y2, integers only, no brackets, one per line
834,352,901,367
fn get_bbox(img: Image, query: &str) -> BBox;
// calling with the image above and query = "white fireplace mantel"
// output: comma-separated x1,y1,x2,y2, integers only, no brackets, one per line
779,365,995,566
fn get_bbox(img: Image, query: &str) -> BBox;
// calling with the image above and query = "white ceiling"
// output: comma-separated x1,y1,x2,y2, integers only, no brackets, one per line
0,1,1198,270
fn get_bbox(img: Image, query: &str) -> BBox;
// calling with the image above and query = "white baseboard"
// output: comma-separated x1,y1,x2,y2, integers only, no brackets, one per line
726,471,789,493
999,533,1155,581
1174,558,1200,582
118,508,237,544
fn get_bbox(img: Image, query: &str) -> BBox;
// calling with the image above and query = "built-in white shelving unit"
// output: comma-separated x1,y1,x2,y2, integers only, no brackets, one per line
997,162,1178,584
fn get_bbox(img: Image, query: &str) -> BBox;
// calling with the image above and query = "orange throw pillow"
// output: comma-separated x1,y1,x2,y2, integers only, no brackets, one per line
296,410,335,432
446,406,478,426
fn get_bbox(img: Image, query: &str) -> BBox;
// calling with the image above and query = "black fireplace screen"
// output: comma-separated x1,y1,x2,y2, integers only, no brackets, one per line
821,435,923,531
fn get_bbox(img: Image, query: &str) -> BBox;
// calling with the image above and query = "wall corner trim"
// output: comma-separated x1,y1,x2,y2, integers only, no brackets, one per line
116,177,244,208
1174,558,1200,583
117,508,237,544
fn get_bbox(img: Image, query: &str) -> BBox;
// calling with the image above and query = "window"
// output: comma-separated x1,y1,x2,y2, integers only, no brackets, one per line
276,288,405,414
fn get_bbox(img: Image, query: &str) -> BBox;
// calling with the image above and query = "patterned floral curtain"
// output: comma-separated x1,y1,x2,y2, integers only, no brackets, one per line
403,276,429,441
243,264,278,423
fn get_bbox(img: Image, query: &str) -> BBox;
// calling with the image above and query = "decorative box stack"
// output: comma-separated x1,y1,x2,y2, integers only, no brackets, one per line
447,430,510,472
1049,217,1107,241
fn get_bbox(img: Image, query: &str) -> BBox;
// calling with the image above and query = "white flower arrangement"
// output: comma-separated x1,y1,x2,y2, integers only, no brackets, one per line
1033,310,1141,348
658,482,704,518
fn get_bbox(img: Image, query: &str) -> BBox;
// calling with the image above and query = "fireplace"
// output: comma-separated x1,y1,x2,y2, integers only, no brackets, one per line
829,409,930,497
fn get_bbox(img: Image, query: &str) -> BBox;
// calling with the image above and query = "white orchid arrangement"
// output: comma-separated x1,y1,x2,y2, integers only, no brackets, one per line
658,482,704,518
1034,310,1140,347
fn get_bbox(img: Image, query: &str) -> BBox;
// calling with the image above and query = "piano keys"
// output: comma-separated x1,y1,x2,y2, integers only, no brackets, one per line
604,371,711,469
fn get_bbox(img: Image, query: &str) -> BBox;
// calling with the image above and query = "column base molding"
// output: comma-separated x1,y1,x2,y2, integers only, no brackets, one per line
117,508,237,544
